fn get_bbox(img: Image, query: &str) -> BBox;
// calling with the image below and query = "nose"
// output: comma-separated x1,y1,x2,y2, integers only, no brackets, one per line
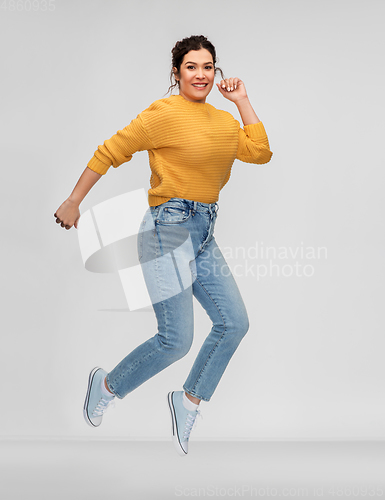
196,69,205,79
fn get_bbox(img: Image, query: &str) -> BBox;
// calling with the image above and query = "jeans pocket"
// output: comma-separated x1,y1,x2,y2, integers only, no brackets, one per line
156,205,192,225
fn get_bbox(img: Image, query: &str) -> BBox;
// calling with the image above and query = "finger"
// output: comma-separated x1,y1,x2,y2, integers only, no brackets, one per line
56,218,62,224
217,81,233,96
222,79,232,91
65,225,71,230
225,79,231,91
219,78,241,92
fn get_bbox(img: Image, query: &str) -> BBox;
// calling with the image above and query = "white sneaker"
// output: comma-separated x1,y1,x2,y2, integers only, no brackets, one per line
83,367,115,427
167,391,201,456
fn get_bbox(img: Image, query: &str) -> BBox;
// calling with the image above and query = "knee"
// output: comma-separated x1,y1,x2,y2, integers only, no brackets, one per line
242,314,250,336
238,314,249,338
157,329,193,360
171,338,193,360
227,312,249,339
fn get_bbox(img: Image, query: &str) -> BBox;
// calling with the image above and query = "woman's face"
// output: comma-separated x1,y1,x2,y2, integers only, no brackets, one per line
174,48,215,103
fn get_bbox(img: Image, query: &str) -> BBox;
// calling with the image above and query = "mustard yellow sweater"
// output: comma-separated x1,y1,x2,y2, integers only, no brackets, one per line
87,94,273,207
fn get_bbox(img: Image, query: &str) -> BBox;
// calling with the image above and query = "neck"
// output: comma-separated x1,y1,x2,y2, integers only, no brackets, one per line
178,91,206,104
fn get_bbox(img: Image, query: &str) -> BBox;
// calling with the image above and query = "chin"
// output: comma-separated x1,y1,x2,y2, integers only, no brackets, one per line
193,88,211,98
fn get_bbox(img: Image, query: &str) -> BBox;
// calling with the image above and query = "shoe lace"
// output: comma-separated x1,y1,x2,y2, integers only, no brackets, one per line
92,396,116,417
183,409,202,439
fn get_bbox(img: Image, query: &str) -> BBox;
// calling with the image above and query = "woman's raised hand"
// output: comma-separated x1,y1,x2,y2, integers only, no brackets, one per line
216,78,248,103
54,198,81,230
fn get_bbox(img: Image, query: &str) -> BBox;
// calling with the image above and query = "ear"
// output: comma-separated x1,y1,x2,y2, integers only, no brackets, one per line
172,67,179,81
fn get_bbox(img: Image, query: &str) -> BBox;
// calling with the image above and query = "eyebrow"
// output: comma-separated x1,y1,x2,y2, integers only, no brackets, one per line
184,61,214,65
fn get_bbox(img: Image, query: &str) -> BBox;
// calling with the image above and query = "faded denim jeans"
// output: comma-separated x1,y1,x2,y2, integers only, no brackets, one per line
106,198,249,402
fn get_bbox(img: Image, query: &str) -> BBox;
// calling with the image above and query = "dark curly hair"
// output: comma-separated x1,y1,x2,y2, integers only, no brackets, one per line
164,35,225,96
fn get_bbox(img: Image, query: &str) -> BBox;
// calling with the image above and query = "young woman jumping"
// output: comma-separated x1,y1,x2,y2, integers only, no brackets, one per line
54,34,273,456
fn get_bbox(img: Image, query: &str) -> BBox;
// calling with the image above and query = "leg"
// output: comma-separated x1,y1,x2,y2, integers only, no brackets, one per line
106,287,194,399
104,377,114,393
185,392,201,405
183,236,250,402
106,207,195,399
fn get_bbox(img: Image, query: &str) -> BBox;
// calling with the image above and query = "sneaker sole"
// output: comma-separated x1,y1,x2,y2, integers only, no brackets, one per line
83,366,102,427
167,391,187,456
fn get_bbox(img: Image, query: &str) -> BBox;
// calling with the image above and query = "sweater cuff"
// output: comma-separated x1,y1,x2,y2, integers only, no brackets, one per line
243,121,268,140
87,155,111,175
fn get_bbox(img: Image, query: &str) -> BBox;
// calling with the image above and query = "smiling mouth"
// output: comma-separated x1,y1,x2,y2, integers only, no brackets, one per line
192,83,208,88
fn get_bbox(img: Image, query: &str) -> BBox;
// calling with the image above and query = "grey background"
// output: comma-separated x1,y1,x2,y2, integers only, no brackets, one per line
1,0,384,442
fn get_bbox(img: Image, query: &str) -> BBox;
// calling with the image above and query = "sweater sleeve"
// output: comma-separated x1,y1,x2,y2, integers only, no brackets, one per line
87,114,154,175
236,120,273,164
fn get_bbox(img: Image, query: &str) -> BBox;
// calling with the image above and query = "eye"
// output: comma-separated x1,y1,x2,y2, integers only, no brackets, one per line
186,65,213,70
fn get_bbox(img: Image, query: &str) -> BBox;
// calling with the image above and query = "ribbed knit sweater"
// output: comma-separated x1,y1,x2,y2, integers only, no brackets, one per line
87,94,273,207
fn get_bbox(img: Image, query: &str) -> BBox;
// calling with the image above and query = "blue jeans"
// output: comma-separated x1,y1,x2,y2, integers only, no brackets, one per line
106,198,249,402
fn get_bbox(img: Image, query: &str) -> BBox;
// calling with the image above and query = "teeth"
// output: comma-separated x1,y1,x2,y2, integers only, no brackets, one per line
193,84,207,87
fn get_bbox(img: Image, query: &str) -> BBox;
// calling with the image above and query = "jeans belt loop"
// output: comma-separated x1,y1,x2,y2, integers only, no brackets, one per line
193,201,197,216
211,202,218,216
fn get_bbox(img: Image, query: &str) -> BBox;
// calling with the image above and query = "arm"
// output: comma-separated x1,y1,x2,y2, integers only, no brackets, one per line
216,77,260,125
217,77,273,163
235,97,260,126
54,167,102,230
87,113,154,175
70,166,102,204
54,108,155,230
